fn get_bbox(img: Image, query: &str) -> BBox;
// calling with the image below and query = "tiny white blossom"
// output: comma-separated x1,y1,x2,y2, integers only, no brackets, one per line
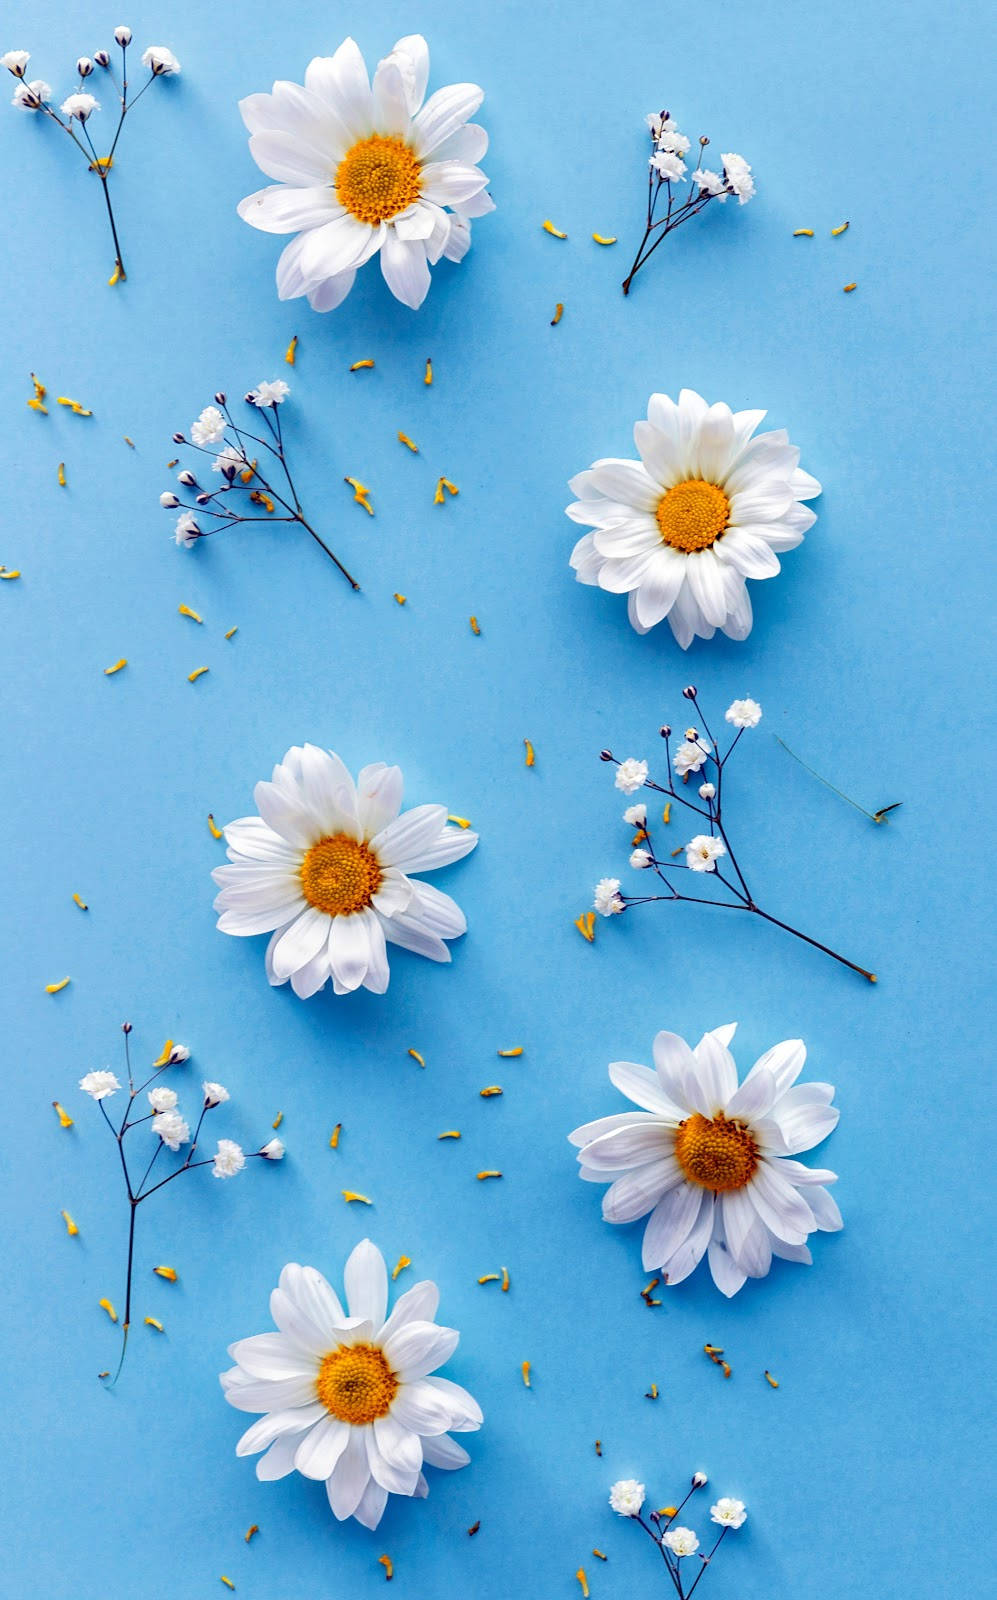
152,1109,190,1150
148,1086,178,1112
249,379,289,408
190,406,226,447
159,490,179,508
629,848,652,869
114,27,133,47
692,168,726,196
623,803,647,827
657,129,690,155
202,1080,229,1107
725,698,762,729
175,512,201,548
721,152,755,204
12,79,50,109
711,1497,747,1528
609,1479,645,1516
685,834,727,873
213,1138,245,1178
615,758,648,795
79,1069,120,1100
594,877,624,916
61,92,99,121
142,45,180,75
259,1137,285,1160
212,444,244,478
692,1471,708,1488
1,50,30,76
650,150,686,182
699,782,716,800
663,1527,699,1557
165,1043,190,1064
673,739,711,777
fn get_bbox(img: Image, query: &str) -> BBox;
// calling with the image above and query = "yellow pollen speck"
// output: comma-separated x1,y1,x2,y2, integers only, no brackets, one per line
104,659,127,675
178,604,203,623
575,911,596,942
480,1086,503,1097
317,1341,398,1423
188,667,209,682
57,461,67,486
336,135,421,225
57,396,93,416
843,282,857,292
469,615,480,635
342,1190,372,1206
144,1316,164,1332
0,567,21,579
225,626,238,639
438,1130,461,1139
378,1555,394,1581
99,1297,118,1322
72,893,88,910
345,476,374,514
656,479,730,553
478,1273,500,1284
285,334,298,365
45,977,71,994
391,1256,411,1280
300,833,381,916
154,1266,178,1281
498,1047,523,1057
350,359,375,372
477,1170,502,1180
765,1369,780,1387
524,739,535,767
663,802,671,824
53,1101,74,1128
593,1549,607,1560
330,1123,342,1148
124,436,135,448
542,220,567,238
675,1112,758,1191
207,814,223,839
448,815,471,828
393,593,407,605
576,1570,589,1598
272,1111,283,1130
550,302,564,325
245,1525,259,1543
592,233,617,245
793,228,814,237
408,1048,426,1067
397,432,419,452
521,1360,531,1387
61,1209,79,1235
220,1579,235,1592
424,358,433,385
832,221,850,235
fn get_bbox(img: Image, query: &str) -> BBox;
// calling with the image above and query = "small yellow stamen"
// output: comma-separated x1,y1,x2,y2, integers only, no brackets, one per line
53,1101,74,1128
329,1123,342,1149
831,221,850,236
72,893,88,911
542,220,568,238
61,1209,79,1235
397,432,419,452
0,567,21,579
793,228,814,237
104,659,127,675
272,1111,283,1130
593,1549,607,1561
224,626,238,640
576,1570,590,1598
285,334,298,365
152,1041,175,1067
550,302,564,325
391,1256,411,1280
424,358,433,386
245,1526,259,1543
477,1170,502,1180
350,359,375,372
408,1048,426,1067
448,814,472,828
342,1190,372,1205
497,1046,523,1057
575,911,596,942
393,593,407,605
843,282,857,292
124,436,135,448
317,1342,398,1423
656,479,730,553
207,814,223,839
479,1086,503,1097
521,1360,532,1387
765,1369,780,1388
249,489,275,512
178,604,203,623
434,475,459,504
469,615,481,635
524,739,535,767
438,1130,461,1140
345,476,374,514
28,373,48,414
45,977,71,994
378,1555,394,1581
99,1297,118,1322
663,802,671,824
478,1273,500,1284
335,134,421,225
144,1316,164,1332
57,462,67,487
154,1266,178,1281
592,233,617,245
220,1579,235,1592
56,396,93,416
646,1382,659,1399
188,667,209,682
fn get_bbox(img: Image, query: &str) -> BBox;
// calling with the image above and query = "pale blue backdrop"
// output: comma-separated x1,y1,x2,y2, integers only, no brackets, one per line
2,1,993,1596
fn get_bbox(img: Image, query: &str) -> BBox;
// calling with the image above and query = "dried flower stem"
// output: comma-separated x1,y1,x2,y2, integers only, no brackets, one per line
623,1478,733,1597
774,736,901,825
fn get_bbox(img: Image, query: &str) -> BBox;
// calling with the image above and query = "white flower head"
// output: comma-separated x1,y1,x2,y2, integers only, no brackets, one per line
212,444,244,478
237,34,494,313
725,698,762,729
623,802,646,827
248,379,289,408
203,1081,229,1108
568,388,821,646
190,405,226,447
165,1043,190,1064
152,1109,190,1150
685,834,727,873
711,1497,747,1528
609,1478,645,1516
77,57,94,78
692,168,726,196
12,79,50,109
657,129,691,155
699,782,716,800
692,1470,708,1487
629,849,652,870
259,1137,285,1160
213,1138,245,1178
2,50,30,76
212,746,478,999
61,92,99,121
142,45,180,75
159,490,180,508
175,512,202,548
114,27,133,47
148,1086,178,1112
615,758,648,795
569,1023,841,1297
663,1527,699,1557
221,1238,482,1527
593,877,624,916
674,739,711,777
721,152,755,204
645,111,676,140
80,1069,120,1100
650,150,686,182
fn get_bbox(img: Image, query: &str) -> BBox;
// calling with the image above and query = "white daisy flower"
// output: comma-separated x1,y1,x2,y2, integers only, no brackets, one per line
725,697,762,729
663,1527,699,1557
12,79,50,109
614,757,649,795
152,1109,190,1150
148,1086,178,1112
593,877,624,916
190,405,226,447
79,1069,120,1100
567,388,821,647
61,91,99,121
711,1496,747,1528
221,1239,482,1529
685,834,726,872
237,34,494,312
609,1479,645,1515
212,745,477,999
568,1023,841,1298
213,1139,245,1178
141,45,180,76
247,378,289,408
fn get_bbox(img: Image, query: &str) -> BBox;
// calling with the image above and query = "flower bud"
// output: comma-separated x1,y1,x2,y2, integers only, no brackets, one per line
94,49,111,67
692,1471,708,1488
177,469,197,486
599,749,613,762
659,724,671,738
259,1137,285,1160
682,685,697,699
685,727,699,741
114,26,132,46
159,491,179,508
77,56,94,77
195,492,211,506
172,431,185,443
699,782,716,800
214,391,226,405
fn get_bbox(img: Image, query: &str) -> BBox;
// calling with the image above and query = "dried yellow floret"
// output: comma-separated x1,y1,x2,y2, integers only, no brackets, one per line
285,334,298,365
397,432,419,452
391,1256,411,1280
574,912,596,942
524,739,535,767
542,220,567,238
45,977,71,994
448,815,471,828
408,1048,426,1067
378,1555,393,1580
831,221,850,236
477,1170,502,1180
478,1273,500,1284
765,1369,780,1388
154,1266,178,1282
0,568,21,579
219,1579,235,1592
57,396,93,416
592,233,617,245
28,373,48,414
61,1209,79,1235
350,359,375,371
104,659,127,675
345,476,374,514
793,228,814,237
272,1111,283,1130
469,615,480,635
178,604,203,623
576,1571,590,1598
438,1130,461,1140
224,626,238,639
53,1101,74,1128
72,893,88,910
144,1316,164,1332
58,462,67,486
329,1123,342,1149
99,1297,118,1322
342,1190,372,1205
479,1086,503,1097
188,667,210,683
497,1047,523,1057
245,1525,259,1543
424,358,433,385
393,593,406,605
521,1360,531,1386
843,282,857,292
550,302,564,325
208,814,223,839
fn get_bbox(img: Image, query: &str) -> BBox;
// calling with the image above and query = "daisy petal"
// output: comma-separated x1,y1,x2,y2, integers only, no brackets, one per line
344,1239,388,1330
422,1432,471,1469
380,230,431,308
412,83,484,158
602,1157,681,1223
325,1427,371,1520
640,1180,706,1270
390,1380,454,1435
383,1319,459,1381
295,1415,351,1480
353,1474,389,1529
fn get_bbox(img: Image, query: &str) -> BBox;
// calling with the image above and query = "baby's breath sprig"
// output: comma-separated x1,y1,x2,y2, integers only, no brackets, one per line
609,1474,746,1597
162,382,360,589
594,689,876,982
2,32,181,285
78,1023,284,1385
621,111,755,295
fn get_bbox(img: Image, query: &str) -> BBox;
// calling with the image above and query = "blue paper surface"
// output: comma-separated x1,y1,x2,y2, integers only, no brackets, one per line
1,2,993,1596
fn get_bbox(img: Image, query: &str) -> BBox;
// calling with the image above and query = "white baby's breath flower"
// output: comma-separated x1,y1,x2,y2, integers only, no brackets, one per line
725,698,762,729
259,1137,285,1160
61,91,99,121
160,490,180,508
609,1478,646,1516
615,758,648,795
663,1527,699,1557
711,1497,747,1528
2,51,30,76
594,877,624,916
685,834,726,872
77,57,95,78
142,45,180,75
190,406,226,447
80,1069,120,1100
623,803,647,827
152,1109,190,1150
248,379,289,408
202,1081,229,1107
650,150,686,182
692,1470,708,1488
699,782,716,799
673,739,710,776
658,129,690,155
629,848,652,869
175,512,202,548
166,1044,190,1063
114,27,133,47
148,1086,178,1112
721,152,755,204
212,444,244,478
213,1138,245,1178
692,168,726,195
12,79,50,109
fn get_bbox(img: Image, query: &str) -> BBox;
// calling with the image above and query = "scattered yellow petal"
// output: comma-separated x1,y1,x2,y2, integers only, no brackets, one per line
378,1555,393,1581
124,436,135,448
408,1048,426,1068
524,739,535,767
178,604,203,624
793,228,814,237
249,489,276,512
72,893,88,911
592,1549,607,1561
350,359,375,371
576,1570,590,1598
167,458,179,469
765,1369,780,1388
521,1360,532,1387
831,221,850,236
448,814,471,828
224,626,238,640
220,1579,235,1592
424,357,433,386
89,155,113,173
478,1273,500,1284
542,220,568,238
152,1041,175,1068
477,1170,502,1180
438,1130,461,1140
469,615,480,635
104,658,127,675
56,396,93,416
208,814,224,839
397,431,419,452
393,593,406,605
391,1256,411,1280
345,476,374,514
272,1111,283,1130
240,460,257,485
342,1190,372,1205
53,1100,74,1128
434,475,459,504
479,1085,503,1097
501,1266,510,1292
245,1525,259,1543
574,911,596,942
497,1046,523,1057
144,1316,164,1332
662,802,671,824
592,233,617,245
661,1506,678,1518
45,977,71,994
285,334,298,365
99,1297,118,1322
61,1209,79,1235
188,666,210,683
28,373,48,413
108,263,125,286
843,282,857,292
329,1122,342,1149
550,302,564,325
153,1266,178,1282
57,462,67,486
0,568,21,579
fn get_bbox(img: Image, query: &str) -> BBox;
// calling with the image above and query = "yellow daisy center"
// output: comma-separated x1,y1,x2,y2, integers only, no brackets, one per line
335,135,422,225
316,1342,398,1425
674,1112,758,1192
300,834,382,917
656,479,730,553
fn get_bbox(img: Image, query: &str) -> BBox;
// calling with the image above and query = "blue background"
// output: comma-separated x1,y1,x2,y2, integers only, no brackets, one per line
2,2,993,1596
